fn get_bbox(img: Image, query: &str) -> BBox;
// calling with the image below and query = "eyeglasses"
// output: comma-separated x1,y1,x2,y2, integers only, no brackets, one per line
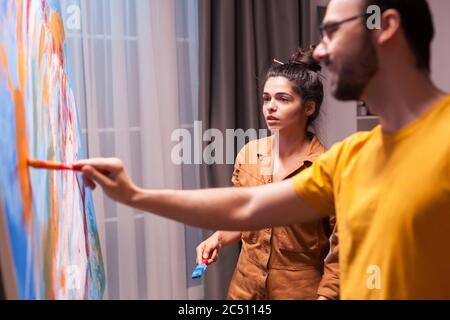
319,13,370,42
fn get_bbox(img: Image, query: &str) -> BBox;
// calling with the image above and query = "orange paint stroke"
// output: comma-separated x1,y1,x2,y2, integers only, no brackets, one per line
18,44,26,91
16,0,23,47
48,12,65,58
60,270,66,291
42,74,49,107
0,46,14,90
13,89,33,228
15,1,28,93
10,1,33,229
38,25,45,72
1,16,33,231
41,70,49,140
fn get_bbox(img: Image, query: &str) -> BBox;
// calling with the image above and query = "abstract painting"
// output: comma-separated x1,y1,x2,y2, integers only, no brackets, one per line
0,0,105,299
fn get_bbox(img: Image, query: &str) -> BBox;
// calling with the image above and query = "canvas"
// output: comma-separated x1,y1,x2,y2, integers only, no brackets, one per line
0,0,105,300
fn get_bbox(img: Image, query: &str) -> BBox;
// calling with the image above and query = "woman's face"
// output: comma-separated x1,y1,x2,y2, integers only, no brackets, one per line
263,76,311,132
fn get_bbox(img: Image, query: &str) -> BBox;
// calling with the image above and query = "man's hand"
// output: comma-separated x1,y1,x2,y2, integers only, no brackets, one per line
74,158,139,206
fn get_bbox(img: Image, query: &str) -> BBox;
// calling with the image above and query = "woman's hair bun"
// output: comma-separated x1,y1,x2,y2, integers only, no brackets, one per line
289,46,322,73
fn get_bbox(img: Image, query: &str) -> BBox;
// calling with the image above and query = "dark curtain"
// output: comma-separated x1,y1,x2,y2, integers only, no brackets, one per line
199,0,306,299
0,265,4,300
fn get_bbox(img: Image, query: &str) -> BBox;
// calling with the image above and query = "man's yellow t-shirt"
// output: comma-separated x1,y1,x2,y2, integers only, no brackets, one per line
293,95,450,299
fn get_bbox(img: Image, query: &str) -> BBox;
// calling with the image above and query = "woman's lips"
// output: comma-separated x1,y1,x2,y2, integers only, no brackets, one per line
266,116,280,125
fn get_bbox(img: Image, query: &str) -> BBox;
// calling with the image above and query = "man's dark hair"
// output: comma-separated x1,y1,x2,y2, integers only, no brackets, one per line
366,0,434,73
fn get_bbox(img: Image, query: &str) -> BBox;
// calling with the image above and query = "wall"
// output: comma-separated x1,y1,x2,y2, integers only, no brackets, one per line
430,0,450,92
309,0,357,148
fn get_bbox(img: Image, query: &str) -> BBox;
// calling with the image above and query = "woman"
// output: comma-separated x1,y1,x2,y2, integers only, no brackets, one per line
195,47,339,300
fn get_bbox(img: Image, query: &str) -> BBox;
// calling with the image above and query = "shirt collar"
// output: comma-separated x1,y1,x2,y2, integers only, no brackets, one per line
257,135,326,179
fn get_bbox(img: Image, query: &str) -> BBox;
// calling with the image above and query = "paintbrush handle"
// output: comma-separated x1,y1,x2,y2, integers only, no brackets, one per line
27,160,81,172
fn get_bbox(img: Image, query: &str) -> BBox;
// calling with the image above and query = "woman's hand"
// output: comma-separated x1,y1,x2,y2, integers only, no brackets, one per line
74,158,139,206
196,232,223,266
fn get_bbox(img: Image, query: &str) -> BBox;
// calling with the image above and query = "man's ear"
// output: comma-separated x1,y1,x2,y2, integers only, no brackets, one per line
304,101,316,117
376,9,402,46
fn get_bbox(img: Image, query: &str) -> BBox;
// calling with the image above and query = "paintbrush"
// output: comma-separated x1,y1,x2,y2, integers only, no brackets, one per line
27,159,82,172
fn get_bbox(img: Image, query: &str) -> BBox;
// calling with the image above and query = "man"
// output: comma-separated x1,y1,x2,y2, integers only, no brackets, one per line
76,0,450,299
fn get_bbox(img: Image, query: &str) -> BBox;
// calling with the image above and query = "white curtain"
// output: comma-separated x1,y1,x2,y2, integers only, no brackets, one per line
61,0,203,300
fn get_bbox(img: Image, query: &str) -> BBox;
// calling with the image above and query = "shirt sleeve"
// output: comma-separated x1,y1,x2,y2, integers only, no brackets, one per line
231,146,246,187
317,216,340,300
291,141,345,217
446,146,450,198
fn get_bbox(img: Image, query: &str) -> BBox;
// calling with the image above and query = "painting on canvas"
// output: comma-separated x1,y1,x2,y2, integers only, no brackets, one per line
0,0,105,300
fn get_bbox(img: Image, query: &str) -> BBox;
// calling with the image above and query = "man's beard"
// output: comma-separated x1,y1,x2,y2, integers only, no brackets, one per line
332,32,379,101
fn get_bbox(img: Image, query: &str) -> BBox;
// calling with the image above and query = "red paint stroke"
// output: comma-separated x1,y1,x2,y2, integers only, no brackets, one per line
26,0,31,34
75,176,90,299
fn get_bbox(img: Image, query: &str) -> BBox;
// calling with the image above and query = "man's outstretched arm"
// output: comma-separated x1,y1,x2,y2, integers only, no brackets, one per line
75,158,327,231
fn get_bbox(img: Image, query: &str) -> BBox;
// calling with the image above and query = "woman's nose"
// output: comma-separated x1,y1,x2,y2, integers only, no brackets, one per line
267,99,277,111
